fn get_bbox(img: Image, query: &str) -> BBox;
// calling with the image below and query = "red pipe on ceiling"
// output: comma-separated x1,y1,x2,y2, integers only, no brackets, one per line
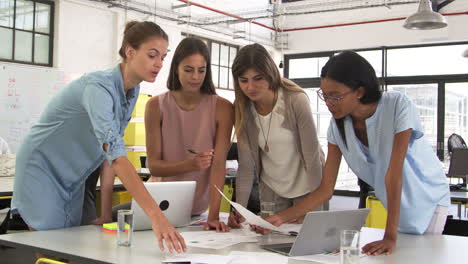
177,1,468,32
177,0,276,31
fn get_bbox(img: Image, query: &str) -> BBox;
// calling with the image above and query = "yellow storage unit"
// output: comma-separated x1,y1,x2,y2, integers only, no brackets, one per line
123,122,145,146
126,151,146,169
220,184,234,213
365,195,387,229
132,94,152,117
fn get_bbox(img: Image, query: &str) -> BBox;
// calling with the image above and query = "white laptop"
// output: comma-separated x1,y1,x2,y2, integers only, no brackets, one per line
261,209,370,256
132,181,196,231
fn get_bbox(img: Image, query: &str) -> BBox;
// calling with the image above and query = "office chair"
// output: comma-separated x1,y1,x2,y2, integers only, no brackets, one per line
447,133,467,157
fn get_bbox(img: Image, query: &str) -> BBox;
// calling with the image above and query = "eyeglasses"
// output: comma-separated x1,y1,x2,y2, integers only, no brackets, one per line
316,89,354,106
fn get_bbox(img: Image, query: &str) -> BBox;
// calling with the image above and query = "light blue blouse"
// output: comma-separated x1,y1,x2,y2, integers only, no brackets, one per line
12,65,139,230
327,91,450,234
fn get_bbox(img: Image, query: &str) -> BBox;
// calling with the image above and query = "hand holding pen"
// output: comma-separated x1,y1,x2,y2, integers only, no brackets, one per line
187,148,214,169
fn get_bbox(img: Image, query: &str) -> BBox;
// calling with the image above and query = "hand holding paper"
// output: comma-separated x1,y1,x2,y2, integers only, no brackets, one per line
215,186,282,232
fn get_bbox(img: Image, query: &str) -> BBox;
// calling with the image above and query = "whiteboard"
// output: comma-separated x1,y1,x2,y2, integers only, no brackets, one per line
0,63,81,153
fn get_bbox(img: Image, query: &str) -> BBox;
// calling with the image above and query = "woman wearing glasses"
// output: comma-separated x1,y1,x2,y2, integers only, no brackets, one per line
262,51,450,256
228,43,325,228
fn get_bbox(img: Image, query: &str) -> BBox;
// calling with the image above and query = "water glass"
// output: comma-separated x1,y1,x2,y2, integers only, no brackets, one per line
340,230,360,264
117,209,134,247
260,202,275,218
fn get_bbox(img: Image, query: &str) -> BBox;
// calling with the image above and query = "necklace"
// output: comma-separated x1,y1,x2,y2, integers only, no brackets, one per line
256,92,277,153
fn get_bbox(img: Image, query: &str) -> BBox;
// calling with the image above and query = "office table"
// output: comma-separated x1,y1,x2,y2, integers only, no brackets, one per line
0,225,468,264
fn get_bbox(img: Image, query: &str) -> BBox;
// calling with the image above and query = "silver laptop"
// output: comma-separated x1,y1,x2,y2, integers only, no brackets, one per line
132,181,196,231
261,209,370,256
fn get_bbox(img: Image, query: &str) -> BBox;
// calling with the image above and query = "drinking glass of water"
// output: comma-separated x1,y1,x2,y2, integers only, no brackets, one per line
340,230,360,264
260,202,275,218
117,209,134,247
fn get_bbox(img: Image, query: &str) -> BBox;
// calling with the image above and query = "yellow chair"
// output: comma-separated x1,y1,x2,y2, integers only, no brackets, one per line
35,258,68,264
365,195,387,229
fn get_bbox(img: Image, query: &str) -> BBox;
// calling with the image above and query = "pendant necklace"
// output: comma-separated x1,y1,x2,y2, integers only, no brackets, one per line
256,92,277,153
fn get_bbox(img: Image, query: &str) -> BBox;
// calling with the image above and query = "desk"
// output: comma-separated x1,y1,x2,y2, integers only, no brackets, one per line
0,225,468,264
0,177,124,197
451,191,468,218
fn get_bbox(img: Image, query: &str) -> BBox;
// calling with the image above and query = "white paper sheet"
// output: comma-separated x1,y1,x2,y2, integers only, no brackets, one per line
215,186,282,232
162,253,231,264
181,228,260,249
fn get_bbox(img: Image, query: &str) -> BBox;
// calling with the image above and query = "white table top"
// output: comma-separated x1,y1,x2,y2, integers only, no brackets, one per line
0,177,124,196
0,225,467,264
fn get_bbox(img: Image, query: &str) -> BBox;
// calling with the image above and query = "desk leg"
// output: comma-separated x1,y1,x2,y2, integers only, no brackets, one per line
458,204,461,219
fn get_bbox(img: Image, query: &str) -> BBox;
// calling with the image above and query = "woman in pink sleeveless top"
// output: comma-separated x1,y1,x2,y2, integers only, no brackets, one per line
145,37,233,232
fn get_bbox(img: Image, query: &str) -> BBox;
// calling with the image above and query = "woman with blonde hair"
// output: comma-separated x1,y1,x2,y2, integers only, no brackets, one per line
228,43,324,228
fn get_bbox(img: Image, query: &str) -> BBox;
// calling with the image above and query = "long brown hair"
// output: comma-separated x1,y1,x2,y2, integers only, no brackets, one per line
118,21,168,61
231,43,303,139
167,37,216,94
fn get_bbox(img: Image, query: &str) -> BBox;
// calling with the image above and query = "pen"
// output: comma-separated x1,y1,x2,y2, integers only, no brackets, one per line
187,149,198,154
187,149,214,156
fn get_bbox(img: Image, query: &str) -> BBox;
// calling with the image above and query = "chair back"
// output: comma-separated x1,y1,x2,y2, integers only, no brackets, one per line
448,133,467,157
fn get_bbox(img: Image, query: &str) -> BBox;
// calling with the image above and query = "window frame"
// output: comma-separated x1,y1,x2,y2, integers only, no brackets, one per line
0,0,55,66
182,33,238,90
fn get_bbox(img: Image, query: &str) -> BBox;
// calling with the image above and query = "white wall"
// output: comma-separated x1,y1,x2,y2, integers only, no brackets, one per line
55,0,118,73
54,0,281,96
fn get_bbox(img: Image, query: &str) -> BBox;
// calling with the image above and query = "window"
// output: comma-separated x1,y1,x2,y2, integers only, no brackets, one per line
444,83,468,162
211,41,237,90
288,57,328,79
181,33,238,91
387,44,468,76
0,0,54,66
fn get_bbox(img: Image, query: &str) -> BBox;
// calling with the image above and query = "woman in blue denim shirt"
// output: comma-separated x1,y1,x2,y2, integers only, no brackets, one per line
12,21,186,253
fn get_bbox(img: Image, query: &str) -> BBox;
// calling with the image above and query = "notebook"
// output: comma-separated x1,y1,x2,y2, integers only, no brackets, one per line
132,181,196,231
261,209,370,256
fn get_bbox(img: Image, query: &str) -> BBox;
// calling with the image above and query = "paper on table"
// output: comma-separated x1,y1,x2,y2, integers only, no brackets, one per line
162,253,231,264
215,186,282,232
181,228,260,249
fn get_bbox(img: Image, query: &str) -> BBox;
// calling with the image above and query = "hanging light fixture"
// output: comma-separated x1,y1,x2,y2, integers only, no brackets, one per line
463,49,468,58
403,0,447,30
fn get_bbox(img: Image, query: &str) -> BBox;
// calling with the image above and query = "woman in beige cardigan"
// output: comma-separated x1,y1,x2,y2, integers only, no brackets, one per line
228,43,325,228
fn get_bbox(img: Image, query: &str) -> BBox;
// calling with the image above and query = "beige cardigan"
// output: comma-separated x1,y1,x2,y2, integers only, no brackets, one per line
236,87,325,207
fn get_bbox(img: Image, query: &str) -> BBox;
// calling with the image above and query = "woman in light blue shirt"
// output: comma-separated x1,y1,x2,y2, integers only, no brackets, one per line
12,21,186,253
262,51,450,256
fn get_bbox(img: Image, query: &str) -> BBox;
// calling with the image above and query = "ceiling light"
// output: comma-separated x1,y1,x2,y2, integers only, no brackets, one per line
463,49,468,58
403,0,447,30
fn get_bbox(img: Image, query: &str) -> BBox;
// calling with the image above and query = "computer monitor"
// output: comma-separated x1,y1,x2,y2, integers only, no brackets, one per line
447,148,468,178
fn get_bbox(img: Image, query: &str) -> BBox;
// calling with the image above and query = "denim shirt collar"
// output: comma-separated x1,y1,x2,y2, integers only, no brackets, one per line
112,64,139,106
